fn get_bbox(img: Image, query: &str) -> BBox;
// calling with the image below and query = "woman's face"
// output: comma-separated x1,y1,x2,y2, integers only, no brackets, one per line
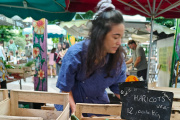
103,23,125,54
58,44,61,49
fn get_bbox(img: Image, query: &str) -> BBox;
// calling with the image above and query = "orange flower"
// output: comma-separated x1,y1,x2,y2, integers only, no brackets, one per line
33,18,45,34
33,47,39,58
38,69,44,80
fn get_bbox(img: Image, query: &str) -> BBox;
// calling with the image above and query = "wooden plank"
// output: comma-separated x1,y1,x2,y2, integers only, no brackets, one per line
0,115,43,120
17,108,62,120
0,98,10,115
75,103,122,120
149,87,180,99
81,117,124,120
10,91,19,116
172,101,180,111
149,87,180,92
57,103,70,120
0,90,8,101
170,114,180,120
7,69,24,74
11,90,69,106
3,90,8,100
23,67,32,71
41,106,55,110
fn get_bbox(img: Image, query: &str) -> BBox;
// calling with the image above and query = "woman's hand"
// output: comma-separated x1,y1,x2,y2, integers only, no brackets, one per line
114,93,120,99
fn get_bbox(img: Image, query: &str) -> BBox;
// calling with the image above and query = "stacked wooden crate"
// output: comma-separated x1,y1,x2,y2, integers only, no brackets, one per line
7,66,32,79
0,90,69,120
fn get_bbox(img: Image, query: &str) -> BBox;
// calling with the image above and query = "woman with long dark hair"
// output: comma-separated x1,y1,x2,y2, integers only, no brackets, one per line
55,0,126,114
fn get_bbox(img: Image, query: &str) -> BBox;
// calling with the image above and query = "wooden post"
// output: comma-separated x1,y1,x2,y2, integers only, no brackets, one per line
32,18,48,91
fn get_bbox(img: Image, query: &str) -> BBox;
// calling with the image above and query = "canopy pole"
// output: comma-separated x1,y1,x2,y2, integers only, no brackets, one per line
147,16,154,84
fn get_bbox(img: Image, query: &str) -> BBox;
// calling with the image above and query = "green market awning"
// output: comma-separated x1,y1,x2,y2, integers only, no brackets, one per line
0,0,75,21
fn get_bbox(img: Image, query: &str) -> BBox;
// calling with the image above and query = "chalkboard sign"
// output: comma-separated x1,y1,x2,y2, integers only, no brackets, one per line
119,81,147,101
121,87,174,120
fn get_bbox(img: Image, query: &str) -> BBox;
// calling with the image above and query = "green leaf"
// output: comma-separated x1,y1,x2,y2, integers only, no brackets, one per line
41,59,45,65
34,34,44,39
42,77,46,83
36,79,40,90
34,73,38,77
33,44,44,52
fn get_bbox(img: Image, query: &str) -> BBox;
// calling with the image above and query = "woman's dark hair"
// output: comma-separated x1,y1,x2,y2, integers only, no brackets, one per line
63,42,70,50
86,8,126,77
51,48,56,53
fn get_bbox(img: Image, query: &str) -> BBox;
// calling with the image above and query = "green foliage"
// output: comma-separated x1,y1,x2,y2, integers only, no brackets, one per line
52,38,59,43
0,25,16,42
3,61,14,69
48,20,60,24
147,17,175,28
25,61,34,67
14,36,26,49
75,11,94,20
75,38,83,42
71,115,79,120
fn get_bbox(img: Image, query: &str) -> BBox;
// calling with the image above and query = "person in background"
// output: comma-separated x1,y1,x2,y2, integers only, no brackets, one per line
8,39,17,57
54,43,62,77
126,40,147,81
9,51,14,62
60,42,70,59
55,0,126,115
0,41,6,61
49,48,56,78
25,40,33,62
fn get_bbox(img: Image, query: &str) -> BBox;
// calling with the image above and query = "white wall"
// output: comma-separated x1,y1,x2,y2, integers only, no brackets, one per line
157,37,174,87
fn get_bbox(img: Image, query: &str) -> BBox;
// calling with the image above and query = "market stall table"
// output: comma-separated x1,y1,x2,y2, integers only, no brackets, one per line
6,66,32,89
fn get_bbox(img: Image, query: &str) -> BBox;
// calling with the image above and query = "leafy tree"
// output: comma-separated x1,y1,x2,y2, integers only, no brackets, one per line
52,38,59,43
0,25,15,42
52,37,59,47
146,17,175,28
14,36,26,49
48,20,60,24
75,11,94,20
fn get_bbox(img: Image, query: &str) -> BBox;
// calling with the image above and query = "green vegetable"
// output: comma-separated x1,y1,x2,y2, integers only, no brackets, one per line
71,115,79,120
5,64,14,69
25,61,34,67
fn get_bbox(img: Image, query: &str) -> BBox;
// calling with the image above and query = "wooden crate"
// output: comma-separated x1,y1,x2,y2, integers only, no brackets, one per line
0,89,8,101
7,66,32,79
75,103,123,120
0,90,69,120
19,59,28,64
75,87,180,120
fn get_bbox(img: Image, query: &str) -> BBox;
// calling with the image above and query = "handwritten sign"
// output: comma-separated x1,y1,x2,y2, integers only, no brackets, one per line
121,87,173,120
119,81,147,101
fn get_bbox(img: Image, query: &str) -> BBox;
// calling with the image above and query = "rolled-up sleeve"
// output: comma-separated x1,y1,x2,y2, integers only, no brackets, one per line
56,48,81,92
109,61,126,94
